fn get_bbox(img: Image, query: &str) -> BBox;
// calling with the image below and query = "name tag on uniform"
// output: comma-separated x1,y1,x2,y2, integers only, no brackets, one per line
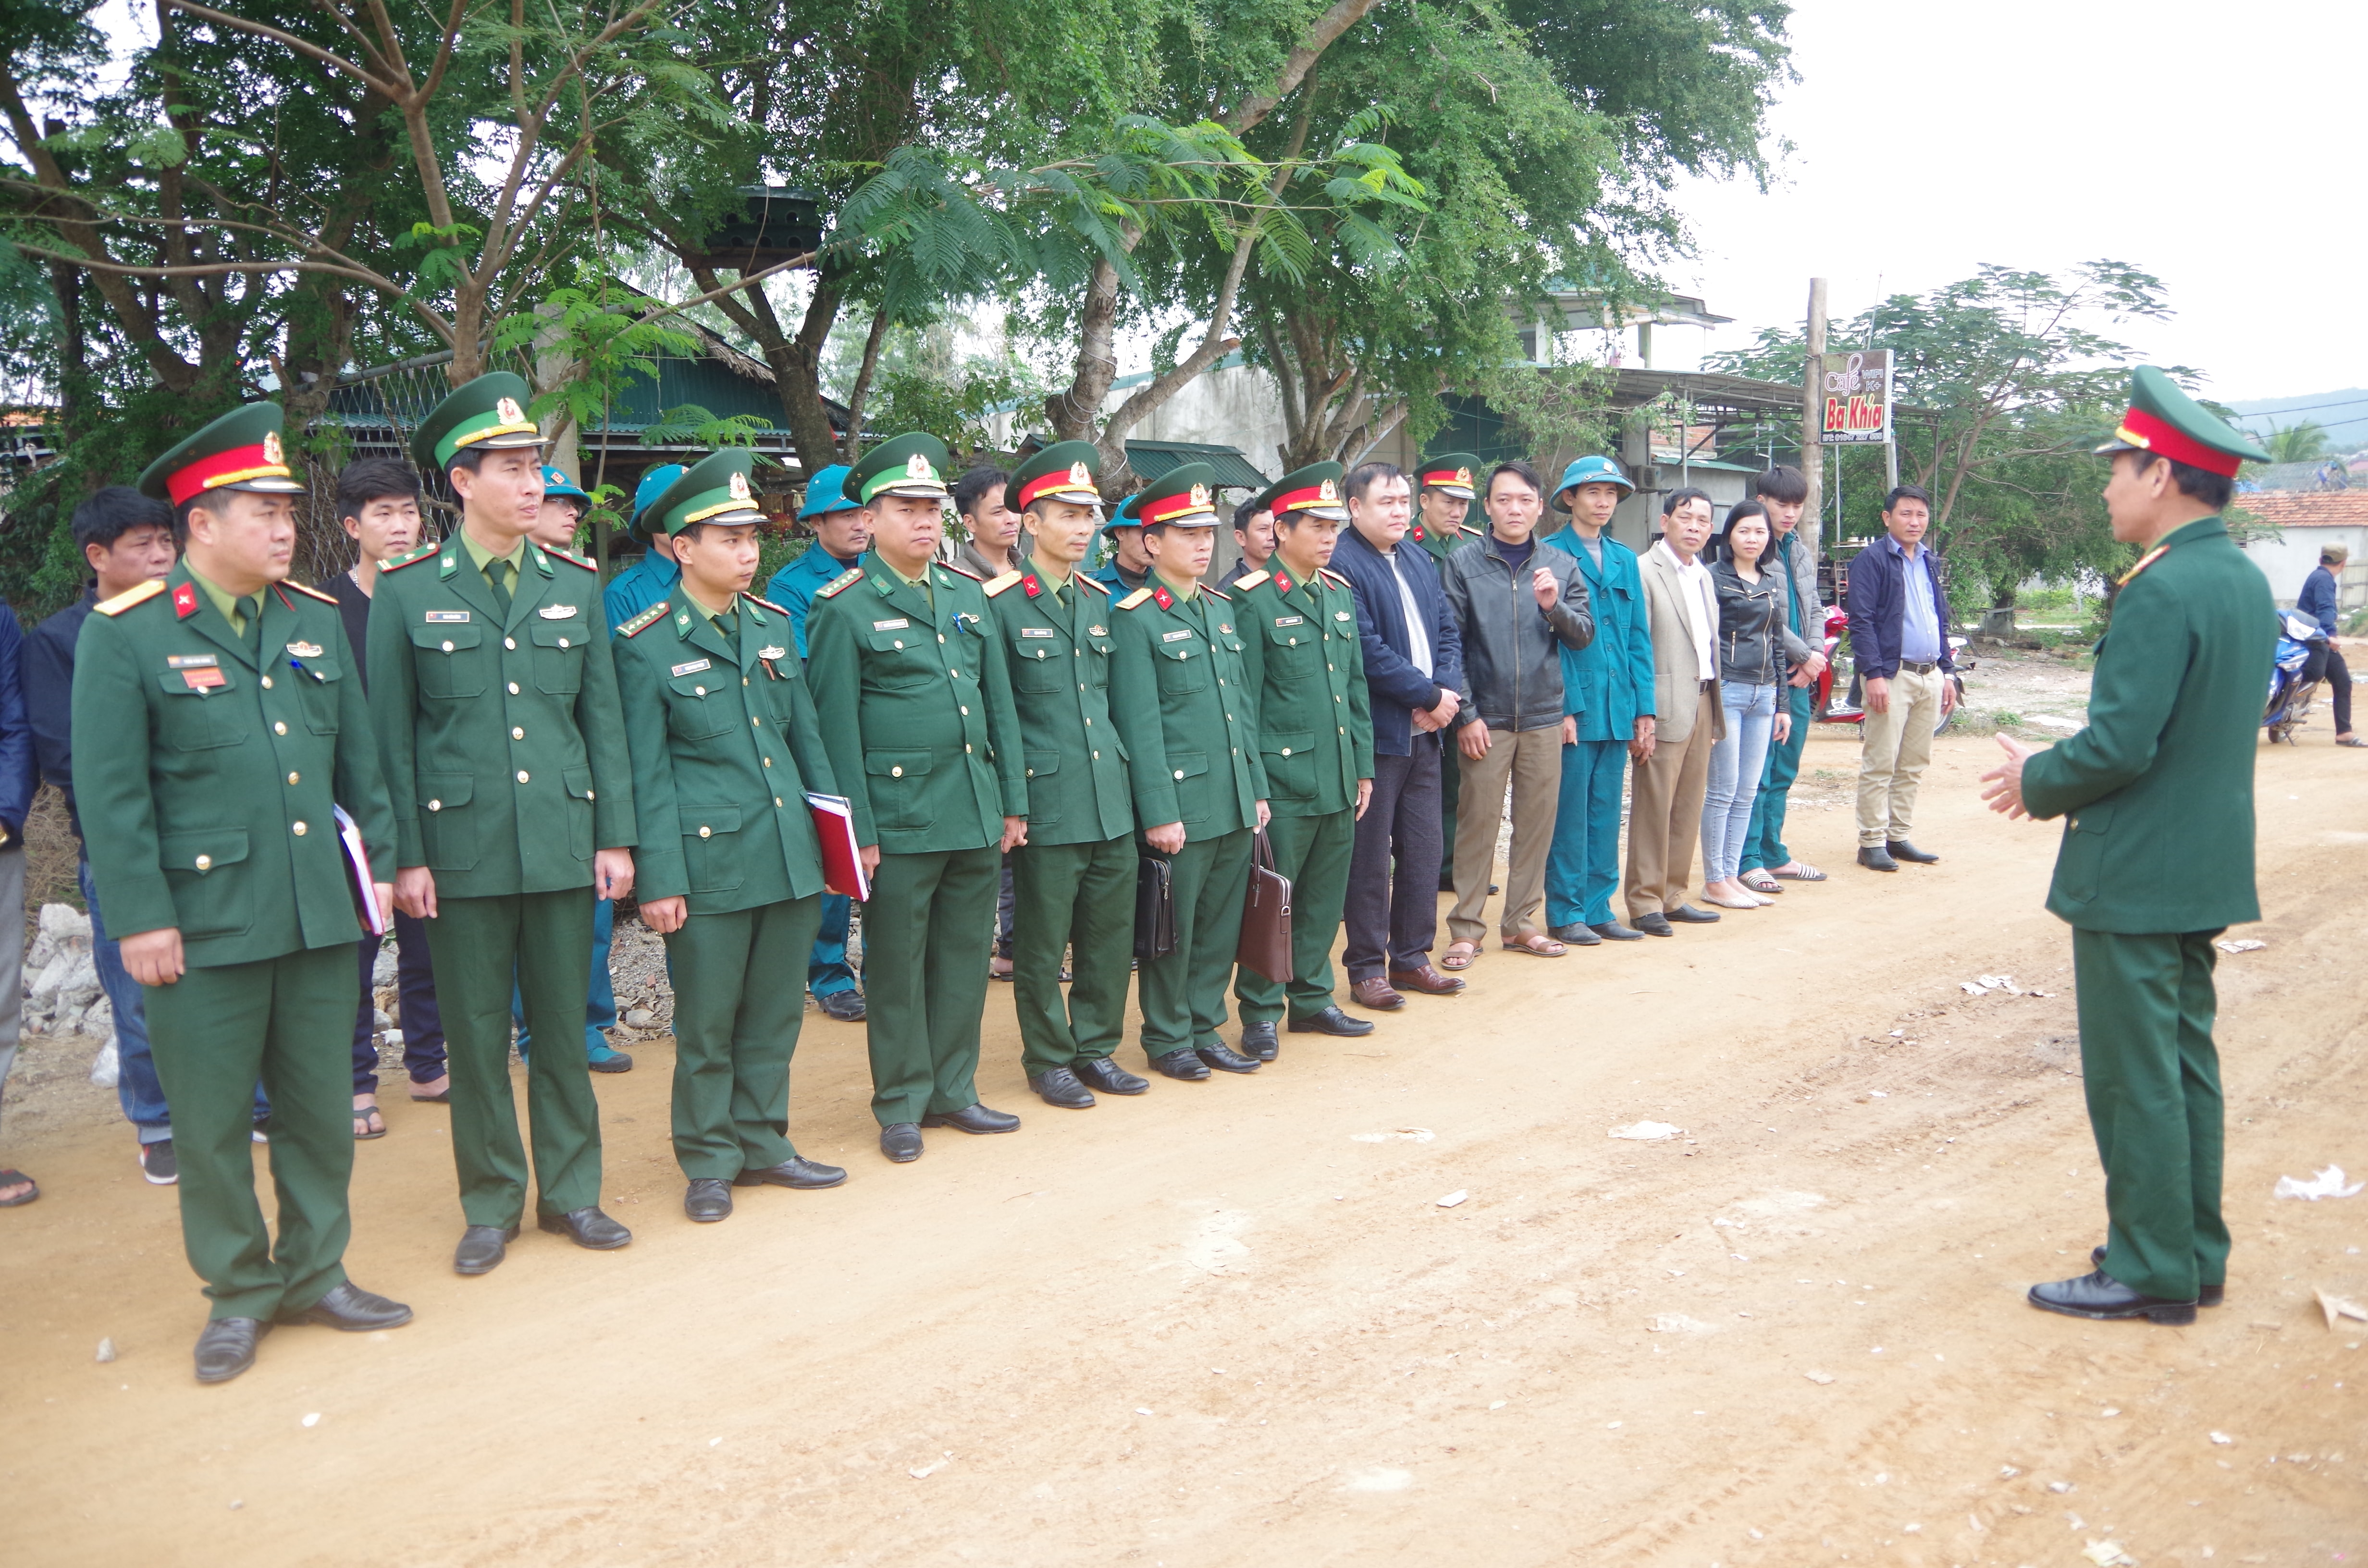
181,667,226,691
538,604,577,619
166,653,218,669
1160,629,1193,643
873,618,910,631
1273,615,1305,627
671,658,712,677
1019,626,1056,638
284,640,322,659
425,610,470,623
758,646,787,660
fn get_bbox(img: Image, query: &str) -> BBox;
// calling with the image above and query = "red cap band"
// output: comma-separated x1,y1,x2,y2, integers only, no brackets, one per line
1272,483,1337,514
1141,492,1212,525
2118,407,2242,479
165,443,289,506
1018,469,1097,509
1420,466,1473,490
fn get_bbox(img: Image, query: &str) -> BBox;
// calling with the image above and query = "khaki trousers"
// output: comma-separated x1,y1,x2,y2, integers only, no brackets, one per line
1625,689,1716,920
1856,664,1941,845
1448,724,1563,944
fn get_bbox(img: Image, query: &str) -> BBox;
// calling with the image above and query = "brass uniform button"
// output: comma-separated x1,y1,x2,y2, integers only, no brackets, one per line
508,682,520,694
286,772,300,785
504,637,516,650
516,770,530,783
292,821,308,836
195,854,212,871
511,726,525,739
427,799,442,811
273,721,287,735
260,675,273,689
699,825,712,838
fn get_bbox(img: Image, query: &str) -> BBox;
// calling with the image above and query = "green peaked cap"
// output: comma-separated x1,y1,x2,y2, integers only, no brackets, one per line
411,371,544,472
1248,461,1347,523
1133,461,1220,528
647,449,766,535
846,431,952,505
1415,451,1482,500
137,402,306,504
1005,440,1103,512
2093,365,2269,478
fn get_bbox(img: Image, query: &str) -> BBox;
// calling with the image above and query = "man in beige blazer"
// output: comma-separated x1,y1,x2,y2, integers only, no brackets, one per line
1625,488,1727,934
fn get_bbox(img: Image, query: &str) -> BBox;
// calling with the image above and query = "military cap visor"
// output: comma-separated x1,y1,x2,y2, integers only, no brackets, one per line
138,403,306,505
410,371,543,472
649,450,766,536
2093,365,2269,479
850,432,954,504
1417,453,1482,501
1006,440,1104,513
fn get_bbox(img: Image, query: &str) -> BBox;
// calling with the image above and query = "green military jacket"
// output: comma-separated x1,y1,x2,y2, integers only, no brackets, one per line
2022,515,2274,933
1233,565,1375,817
1106,577,1267,835
366,531,637,895
73,565,395,968
983,566,1134,845
1414,521,1470,567
614,590,836,913
804,552,1026,854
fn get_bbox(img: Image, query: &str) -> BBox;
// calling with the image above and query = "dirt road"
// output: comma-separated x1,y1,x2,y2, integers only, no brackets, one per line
5,729,2363,1567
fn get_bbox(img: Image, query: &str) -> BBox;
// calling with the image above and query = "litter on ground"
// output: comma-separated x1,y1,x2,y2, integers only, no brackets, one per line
2213,938,2267,954
2274,1166,2363,1200
1609,1122,1681,1141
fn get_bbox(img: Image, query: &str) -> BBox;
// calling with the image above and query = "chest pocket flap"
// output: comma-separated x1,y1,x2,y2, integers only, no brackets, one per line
410,622,484,653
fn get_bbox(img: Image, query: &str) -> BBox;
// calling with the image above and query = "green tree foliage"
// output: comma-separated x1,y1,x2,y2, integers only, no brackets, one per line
2262,420,2328,464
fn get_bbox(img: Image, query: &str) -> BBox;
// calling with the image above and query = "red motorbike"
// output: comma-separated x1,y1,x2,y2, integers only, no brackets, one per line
1813,604,1970,736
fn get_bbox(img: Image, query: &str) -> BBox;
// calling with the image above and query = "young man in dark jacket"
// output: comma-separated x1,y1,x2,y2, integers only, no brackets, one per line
1846,485,1957,871
2296,545,2357,745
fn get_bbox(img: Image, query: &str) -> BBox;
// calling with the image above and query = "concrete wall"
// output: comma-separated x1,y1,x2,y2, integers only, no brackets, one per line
2240,526,2368,611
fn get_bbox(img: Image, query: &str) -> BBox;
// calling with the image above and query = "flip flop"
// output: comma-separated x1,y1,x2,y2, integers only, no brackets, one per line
2339,736,2368,748
1502,935,1567,957
1439,942,1479,971
1740,870,1784,895
0,1168,37,1207
353,1102,387,1140
1772,864,1828,882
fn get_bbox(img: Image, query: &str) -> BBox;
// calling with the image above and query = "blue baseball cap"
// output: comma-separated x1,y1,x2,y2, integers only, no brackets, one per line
1553,454,1633,510
540,465,590,507
628,464,687,538
798,464,859,520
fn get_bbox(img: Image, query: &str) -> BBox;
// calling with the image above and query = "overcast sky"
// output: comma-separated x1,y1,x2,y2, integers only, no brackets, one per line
1651,0,2363,406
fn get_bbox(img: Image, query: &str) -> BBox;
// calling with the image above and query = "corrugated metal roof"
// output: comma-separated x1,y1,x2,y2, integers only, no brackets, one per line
1125,439,1270,492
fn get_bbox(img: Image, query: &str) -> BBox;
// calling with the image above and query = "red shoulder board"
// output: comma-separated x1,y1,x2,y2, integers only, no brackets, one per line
742,593,789,615
1319,567,1350,589
1151,585,1173,610
1203,585,1232,603
547,545,598,573
172,581,199,619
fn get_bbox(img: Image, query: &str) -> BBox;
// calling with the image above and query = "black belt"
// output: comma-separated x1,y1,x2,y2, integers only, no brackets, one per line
1899,659,1937,674
1699,679,1715,692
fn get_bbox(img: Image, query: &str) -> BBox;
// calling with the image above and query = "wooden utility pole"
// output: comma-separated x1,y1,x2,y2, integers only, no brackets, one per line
1801,277,1827,563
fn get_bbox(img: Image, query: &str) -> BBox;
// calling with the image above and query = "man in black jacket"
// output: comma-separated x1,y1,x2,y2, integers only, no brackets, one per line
1332,463,1468,1011
1846,486,1958,871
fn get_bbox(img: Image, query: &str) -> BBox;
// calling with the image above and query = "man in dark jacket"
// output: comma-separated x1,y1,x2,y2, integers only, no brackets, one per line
1332,462,1468,1011
1437,461,1593,965
2296,545,2357,745
1846,486,1957,871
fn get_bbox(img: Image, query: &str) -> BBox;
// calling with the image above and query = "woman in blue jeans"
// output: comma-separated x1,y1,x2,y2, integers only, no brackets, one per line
1701,502,1813,909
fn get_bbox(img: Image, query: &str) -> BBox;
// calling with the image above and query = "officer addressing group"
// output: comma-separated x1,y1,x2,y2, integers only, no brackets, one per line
980,442,1144,1109
804,432,1029,1163
78,403,408,1383
614,450,848,1221
369,372,640,1276
1106,463,1272,1080
1229,463,1375,1054
1981,367,2275,1325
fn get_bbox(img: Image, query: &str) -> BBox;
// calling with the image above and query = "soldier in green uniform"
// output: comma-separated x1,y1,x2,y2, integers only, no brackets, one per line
1107,464,1271,1079
1229,463,1378,1055
805,432,1030,1162
981,442,1145,1108
368,373,640,1275
1981,367,2275,1325
612,450,848,1219
77,404,410,1383
1412,454,1480,885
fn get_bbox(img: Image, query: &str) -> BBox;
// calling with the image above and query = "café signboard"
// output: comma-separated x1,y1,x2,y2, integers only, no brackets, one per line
1818,349,1893,445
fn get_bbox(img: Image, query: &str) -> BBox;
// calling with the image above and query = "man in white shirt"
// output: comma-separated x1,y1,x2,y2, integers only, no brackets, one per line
1624,489,1727,935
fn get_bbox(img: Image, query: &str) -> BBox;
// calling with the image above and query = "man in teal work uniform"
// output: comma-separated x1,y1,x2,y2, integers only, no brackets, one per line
1230,463,1375,1054
1982,367,2275,1325
805,433,1029,1163
613,450,846,1220
1107,464,1271,1079
983,442,1144,1108
1089,493,1150,593
79,403,409,1383
765,463,873,1025
370,372,640,1275
603,464,685,628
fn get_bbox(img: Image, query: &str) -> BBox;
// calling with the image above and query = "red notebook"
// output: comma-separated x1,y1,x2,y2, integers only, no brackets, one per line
805,793,869,900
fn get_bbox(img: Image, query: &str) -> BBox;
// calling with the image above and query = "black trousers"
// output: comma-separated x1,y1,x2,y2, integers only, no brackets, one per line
1344,738,1444,980
2304,643,2354,733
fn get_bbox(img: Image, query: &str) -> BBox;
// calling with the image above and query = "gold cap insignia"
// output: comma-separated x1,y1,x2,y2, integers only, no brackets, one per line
262,430,284,465
1190,482,1211,507
1069,461,1092,487
906,452,935,481
1319,478,1339,501
728,470,752,502
496,396,527,425
1455,466,1471,486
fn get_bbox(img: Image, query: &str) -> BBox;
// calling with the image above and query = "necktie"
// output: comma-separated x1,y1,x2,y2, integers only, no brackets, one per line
484,558,512,616
240,594,263,651
714,609,738,642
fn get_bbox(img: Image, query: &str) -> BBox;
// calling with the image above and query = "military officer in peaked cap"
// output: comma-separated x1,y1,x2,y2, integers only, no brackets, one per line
76,403,409,1382
1106,463,1272,1079
1229,463,1376,1056
1412,452,1481,565
981,441,1145,1108
804,432,1030,1163
368,371,639,1275
612,450,847,1220
1982,366,2275,1325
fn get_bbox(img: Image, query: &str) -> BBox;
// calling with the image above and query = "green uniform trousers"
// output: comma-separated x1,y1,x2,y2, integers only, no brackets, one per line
424,889,603,1225
663,896,823,1180
2074,927,2230,1302
865,845,999,1125
1011,834,1137,1077
144,943,358,1321
1741,685,1813,874
1233,809,1355,1024
1138,826,1253,1061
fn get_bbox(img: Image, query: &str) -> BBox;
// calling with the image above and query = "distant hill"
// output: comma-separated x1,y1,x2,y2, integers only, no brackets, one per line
2225,389,2368,453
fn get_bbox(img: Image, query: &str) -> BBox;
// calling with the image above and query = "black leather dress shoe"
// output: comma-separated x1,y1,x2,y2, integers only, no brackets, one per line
819,990,866,1022
195,1317,269,1384
1238,1020,1279,1060
278,1281,413,1331
2028,1268,2196,1324
880,1123,923,1162
538,1206,632,1250
454,1224,519,1275
1076,1056,1150,1095
921,1102,1022,1134
2090,1246,2222,1306
1288,1005,1375,1037
1633,912,1675,937
1886,839,1938,864
1857,845,1899,872
1028,1067,1097,1109
684,1179,733,1223
1667,904,1721,924
1196,1042,1262,1074
735,1155,848,1189
1589,920,1646,942
1152,1048,1210,1081
1547,923,1603,946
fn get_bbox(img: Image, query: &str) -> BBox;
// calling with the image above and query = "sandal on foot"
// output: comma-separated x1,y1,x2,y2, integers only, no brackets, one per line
1772,863,1828,882
409,1077,450,1104
353,1101,387,1140
1439,941,1479,971
0,1168,37,1207
1502,934,1567,957
1739,870,1783,895
2340,735,2368,748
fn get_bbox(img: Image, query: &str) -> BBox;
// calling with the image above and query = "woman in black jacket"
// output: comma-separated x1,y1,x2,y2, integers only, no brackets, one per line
1701,502,1812,910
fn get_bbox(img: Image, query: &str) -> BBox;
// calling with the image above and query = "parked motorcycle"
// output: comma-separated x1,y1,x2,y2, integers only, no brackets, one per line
1813,604,1971,735
2263,607,2326,745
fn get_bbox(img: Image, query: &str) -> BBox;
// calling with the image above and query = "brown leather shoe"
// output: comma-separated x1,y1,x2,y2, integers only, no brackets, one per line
1389,963,1466,996
1349,976,1406,1011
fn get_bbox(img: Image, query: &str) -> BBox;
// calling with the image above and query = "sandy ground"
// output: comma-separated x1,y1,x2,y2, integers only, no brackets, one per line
4,728,2365,1568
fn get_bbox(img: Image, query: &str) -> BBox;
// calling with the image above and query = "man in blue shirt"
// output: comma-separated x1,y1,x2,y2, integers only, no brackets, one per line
1847,485,1957,871
762,465,871,1022
602,465,686,629
1087,494,1150,593
2296,545,2358,746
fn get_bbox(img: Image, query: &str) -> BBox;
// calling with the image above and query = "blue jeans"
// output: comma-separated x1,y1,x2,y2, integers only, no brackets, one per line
514,895,619,1060
1544,736,1628,928
1702,681,1777,884
808,893,859,996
